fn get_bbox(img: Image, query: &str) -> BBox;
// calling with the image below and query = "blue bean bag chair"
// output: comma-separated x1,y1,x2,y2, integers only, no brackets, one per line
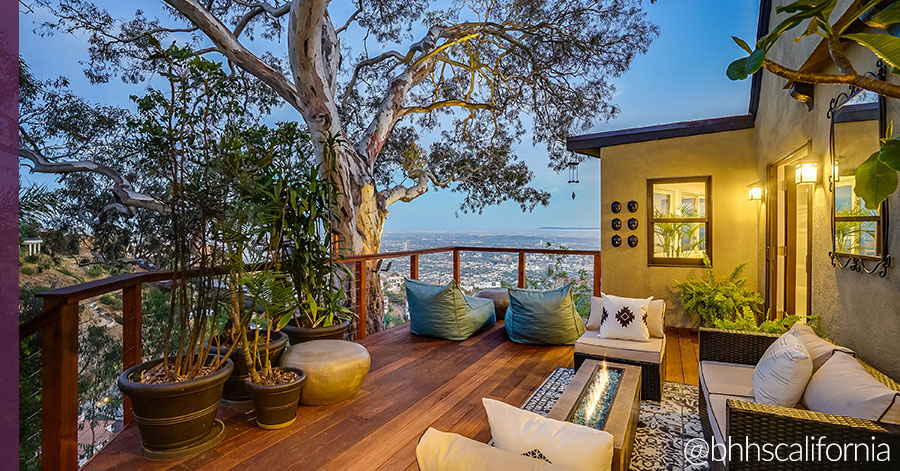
506,284,585,345
406,279,496,341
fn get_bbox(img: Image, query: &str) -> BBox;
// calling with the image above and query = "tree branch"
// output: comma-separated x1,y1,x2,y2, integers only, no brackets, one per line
340,50,405,109
379,166,482,207
19,146,170,214
232,1,291,39
400,99,497,116
762,59,900,98
164,0,305,111
335,3,362,35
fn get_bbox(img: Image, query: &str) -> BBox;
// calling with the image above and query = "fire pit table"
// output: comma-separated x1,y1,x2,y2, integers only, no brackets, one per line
546,359,641,471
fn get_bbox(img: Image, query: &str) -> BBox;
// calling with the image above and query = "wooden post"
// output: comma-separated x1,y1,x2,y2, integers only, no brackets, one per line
517,252,526,288
452,249,460,284
121,283,142,425
41,298,79,471
410,255,418,280
356,261,367,340
593,253,602,297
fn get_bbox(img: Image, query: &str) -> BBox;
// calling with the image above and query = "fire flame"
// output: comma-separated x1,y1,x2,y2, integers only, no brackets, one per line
583,359,609,424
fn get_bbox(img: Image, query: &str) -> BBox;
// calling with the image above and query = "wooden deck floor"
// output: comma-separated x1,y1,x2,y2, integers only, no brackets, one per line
83,322,699,471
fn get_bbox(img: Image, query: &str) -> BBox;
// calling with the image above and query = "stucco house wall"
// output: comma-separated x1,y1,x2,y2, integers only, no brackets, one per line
598,129,759,327
754,1,900,379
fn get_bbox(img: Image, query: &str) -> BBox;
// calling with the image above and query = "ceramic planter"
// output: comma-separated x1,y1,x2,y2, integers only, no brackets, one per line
244,366,307,429
209,330,288,402
117,355,233,460
282,319,351,345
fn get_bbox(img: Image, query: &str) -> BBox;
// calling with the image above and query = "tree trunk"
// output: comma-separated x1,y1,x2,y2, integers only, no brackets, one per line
330,145,386,337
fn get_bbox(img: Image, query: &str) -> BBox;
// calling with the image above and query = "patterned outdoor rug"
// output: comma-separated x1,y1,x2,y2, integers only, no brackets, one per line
521,367,708,471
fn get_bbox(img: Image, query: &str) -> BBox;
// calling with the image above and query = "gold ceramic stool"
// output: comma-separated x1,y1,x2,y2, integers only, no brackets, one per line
279,339,370,405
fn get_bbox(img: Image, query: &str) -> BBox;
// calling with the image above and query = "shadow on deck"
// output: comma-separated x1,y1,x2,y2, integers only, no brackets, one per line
82,321,574,471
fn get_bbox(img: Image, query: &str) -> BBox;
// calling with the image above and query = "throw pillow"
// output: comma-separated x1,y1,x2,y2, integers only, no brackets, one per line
506,284,585,345
803,352,900,425
586,295,664,338
752,331,813,407
483,398,614,471
596,294,652,342
788,322,853,372
415,427,559,471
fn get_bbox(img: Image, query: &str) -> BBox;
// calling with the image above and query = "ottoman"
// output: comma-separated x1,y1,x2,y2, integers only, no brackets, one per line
474,288,509,320
280,340,370,405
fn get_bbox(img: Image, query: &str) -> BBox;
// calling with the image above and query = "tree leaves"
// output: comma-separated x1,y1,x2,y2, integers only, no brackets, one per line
843,33,900,70
854,150,899,210
864,2,900,28
726,49,766,80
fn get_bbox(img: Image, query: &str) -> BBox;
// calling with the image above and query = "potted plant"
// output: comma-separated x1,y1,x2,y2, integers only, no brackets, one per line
116,47,240,460
215,148,310,429
277,137,354,343
674,256,764,327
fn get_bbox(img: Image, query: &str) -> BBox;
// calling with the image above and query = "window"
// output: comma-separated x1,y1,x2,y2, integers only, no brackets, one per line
833,177,880,258
647,177,711,266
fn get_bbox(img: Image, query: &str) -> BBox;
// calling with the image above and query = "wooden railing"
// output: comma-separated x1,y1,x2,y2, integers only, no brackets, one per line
20,245,600,470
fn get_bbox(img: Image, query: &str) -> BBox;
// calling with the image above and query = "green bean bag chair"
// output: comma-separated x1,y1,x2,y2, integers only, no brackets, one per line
406,279,496,341
506,284,585,345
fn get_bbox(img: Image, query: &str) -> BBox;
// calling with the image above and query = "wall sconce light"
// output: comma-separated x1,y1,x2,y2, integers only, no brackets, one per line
748,183,763,201
795,162,818,185
833,157,841,183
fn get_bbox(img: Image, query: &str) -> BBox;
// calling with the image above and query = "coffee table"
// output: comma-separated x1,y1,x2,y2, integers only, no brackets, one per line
546,360,641,471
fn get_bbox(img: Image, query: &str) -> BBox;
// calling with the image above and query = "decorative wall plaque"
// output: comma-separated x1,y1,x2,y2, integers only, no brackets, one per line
627,235,638,248
611,201,622,213
611,235,623,247
627,218,639,230
627,200,639,213
611,218,622,231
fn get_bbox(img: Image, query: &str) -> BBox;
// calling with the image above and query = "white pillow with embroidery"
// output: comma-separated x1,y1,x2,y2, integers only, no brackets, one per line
594,294,652,342
483,398,613,471
416,427,559,471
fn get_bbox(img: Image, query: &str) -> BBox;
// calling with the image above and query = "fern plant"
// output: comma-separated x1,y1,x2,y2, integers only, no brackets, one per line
713,307,802,334
675,256,764,326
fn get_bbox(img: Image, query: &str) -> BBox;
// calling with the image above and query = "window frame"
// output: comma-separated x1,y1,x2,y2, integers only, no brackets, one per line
646,176,712,267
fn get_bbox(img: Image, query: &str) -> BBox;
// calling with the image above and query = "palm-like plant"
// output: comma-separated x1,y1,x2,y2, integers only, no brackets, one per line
653,204,706,258
834,206,878,254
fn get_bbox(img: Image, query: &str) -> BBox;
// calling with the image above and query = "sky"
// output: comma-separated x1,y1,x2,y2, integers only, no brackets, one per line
18,0,760,233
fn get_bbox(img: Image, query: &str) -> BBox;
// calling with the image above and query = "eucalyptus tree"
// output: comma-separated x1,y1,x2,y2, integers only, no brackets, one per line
27,0,657,332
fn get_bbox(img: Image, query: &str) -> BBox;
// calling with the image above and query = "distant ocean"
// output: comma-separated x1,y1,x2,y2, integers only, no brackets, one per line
380,228,602,252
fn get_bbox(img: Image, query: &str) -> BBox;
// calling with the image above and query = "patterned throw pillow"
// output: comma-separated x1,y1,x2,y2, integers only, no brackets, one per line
595,294,652,342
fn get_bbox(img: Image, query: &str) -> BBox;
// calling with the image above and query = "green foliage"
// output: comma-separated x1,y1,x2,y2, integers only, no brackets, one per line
854,123,900,208
87,264,105,278
652,206,706,258
675,256,764,326
99,294,122,310
713,306,801,334
526,243,593,318
20,267,35,276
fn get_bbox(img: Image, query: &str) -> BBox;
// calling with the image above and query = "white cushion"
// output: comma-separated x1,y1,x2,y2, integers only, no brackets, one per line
788,322,853,372
803,352,900,425
483,398,614,471
575,332,664,364
415,427,561,471
752,332,813,407
699,361,755,397
594,294,651,342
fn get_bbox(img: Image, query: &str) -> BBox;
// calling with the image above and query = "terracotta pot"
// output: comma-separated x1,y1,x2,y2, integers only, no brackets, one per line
245,367,307,429
209,330,288,402
282,319,351,345
117,355,233,460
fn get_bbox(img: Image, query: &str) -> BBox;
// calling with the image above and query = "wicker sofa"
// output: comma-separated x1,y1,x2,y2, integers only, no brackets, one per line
698,328,900,470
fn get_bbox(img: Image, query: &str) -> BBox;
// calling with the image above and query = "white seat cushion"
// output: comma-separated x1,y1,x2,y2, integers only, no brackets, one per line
706,393,755,445
483,398,614,471
699,361,755,397
752,332,813,407
416,427,562,471
803,352,900,425
575,332,664,364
